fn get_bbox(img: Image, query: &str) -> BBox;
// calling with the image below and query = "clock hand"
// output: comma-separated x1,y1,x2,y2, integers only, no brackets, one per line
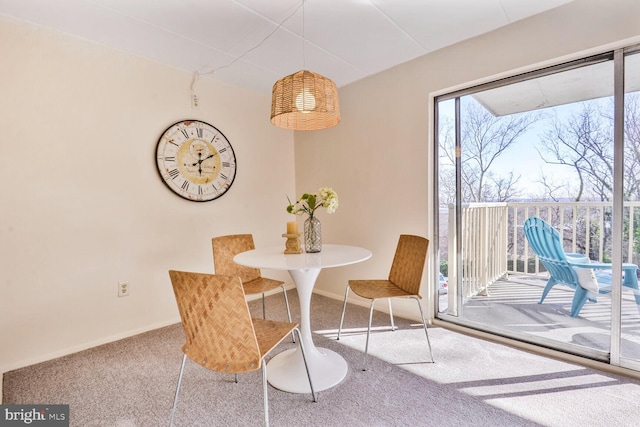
191,153,218,167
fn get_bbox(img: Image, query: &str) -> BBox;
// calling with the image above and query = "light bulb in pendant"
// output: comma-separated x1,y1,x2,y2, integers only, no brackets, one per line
295,88,316,113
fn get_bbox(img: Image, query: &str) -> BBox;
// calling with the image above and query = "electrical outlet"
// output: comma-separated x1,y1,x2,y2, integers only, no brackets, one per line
118,281,129,297
191,93,199,109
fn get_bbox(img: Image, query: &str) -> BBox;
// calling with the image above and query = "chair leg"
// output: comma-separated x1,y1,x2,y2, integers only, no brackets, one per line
632,287,640,315
337,285,350,341
538,278,557,304
388,298,396,331
362,300,376,371
411,297,434,363
169,354,187,427
262,362,269,427
281,286,293,322
260,328,317,427
570,287,590,317
261,293,266,319
294,327,318,402
623,276,640,314
262,328,318,427
281,285,295,343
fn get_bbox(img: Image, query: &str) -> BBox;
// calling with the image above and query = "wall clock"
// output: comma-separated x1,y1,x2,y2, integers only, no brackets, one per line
156,120,237,202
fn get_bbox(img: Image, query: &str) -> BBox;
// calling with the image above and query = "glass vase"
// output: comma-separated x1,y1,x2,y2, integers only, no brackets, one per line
304,216,322,253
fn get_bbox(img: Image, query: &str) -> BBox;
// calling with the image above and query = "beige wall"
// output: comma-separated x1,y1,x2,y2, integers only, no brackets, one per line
0,16,296,373
298,0,640,316
3,0,640,376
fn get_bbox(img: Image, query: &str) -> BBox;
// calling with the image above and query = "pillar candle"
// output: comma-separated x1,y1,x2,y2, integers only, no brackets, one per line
287,221,298,234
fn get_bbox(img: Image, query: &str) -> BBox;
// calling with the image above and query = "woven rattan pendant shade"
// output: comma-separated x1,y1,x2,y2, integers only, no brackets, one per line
271,70,340,130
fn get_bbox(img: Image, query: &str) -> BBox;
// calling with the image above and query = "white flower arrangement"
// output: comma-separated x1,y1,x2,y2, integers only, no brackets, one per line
286,187,339,218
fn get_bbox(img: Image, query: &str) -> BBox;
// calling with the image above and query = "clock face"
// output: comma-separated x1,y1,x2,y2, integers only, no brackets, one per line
156,120,237,202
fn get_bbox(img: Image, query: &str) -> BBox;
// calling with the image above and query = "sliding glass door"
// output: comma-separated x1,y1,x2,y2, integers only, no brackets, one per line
620,48,640,369
436,45,640,370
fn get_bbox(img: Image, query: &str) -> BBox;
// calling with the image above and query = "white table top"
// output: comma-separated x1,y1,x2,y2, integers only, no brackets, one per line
233,244,372,271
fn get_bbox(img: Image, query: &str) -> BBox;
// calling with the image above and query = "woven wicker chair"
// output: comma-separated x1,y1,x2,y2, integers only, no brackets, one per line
337,234,434,370
168,270,316,427
212,234,292,324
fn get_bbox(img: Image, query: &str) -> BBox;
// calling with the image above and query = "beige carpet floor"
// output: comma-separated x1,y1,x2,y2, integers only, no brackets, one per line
4,289,640,426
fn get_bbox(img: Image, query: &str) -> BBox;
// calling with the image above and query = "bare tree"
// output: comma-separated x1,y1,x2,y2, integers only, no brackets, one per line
537,112,592,201
616,93,640,200
538,95,640,202
490,172,522,201
536,172,573,202
438,115,457,207
439,97,540,203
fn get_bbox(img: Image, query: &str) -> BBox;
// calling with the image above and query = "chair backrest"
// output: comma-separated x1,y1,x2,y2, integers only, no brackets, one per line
212,234,261,283
523,217,579,287
388,235,429,296
168,270,262,373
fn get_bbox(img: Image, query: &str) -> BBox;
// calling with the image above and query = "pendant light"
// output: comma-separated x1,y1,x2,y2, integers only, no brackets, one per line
270,0,340,130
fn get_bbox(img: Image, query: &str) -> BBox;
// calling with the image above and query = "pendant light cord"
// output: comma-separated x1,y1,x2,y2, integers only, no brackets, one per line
302,0,306,71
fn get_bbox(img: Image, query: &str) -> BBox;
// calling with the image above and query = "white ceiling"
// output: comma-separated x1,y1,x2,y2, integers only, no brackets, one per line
0,0,575,96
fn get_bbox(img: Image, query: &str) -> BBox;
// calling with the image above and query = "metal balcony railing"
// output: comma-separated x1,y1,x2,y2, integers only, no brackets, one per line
446,201,640,302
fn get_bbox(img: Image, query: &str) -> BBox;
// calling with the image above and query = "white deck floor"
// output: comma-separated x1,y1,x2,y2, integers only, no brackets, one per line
439,276,640,360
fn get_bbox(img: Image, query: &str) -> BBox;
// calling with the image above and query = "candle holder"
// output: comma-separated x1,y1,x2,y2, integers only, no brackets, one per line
282,233,303,254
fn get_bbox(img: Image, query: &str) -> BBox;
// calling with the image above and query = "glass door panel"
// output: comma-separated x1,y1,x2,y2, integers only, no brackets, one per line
437,57,617,360
620,49,640,365
437,98,455,314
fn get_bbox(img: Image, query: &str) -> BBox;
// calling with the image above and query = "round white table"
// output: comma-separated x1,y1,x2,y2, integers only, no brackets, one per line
234,244,372,393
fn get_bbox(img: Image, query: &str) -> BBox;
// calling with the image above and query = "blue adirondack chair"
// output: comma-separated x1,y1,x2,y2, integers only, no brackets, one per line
523,216,640,317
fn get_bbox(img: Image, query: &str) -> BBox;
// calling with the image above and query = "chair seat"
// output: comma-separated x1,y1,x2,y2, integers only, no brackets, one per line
243,277,285,295
348,279,418,300
338,235,433,370
252,318,297,357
